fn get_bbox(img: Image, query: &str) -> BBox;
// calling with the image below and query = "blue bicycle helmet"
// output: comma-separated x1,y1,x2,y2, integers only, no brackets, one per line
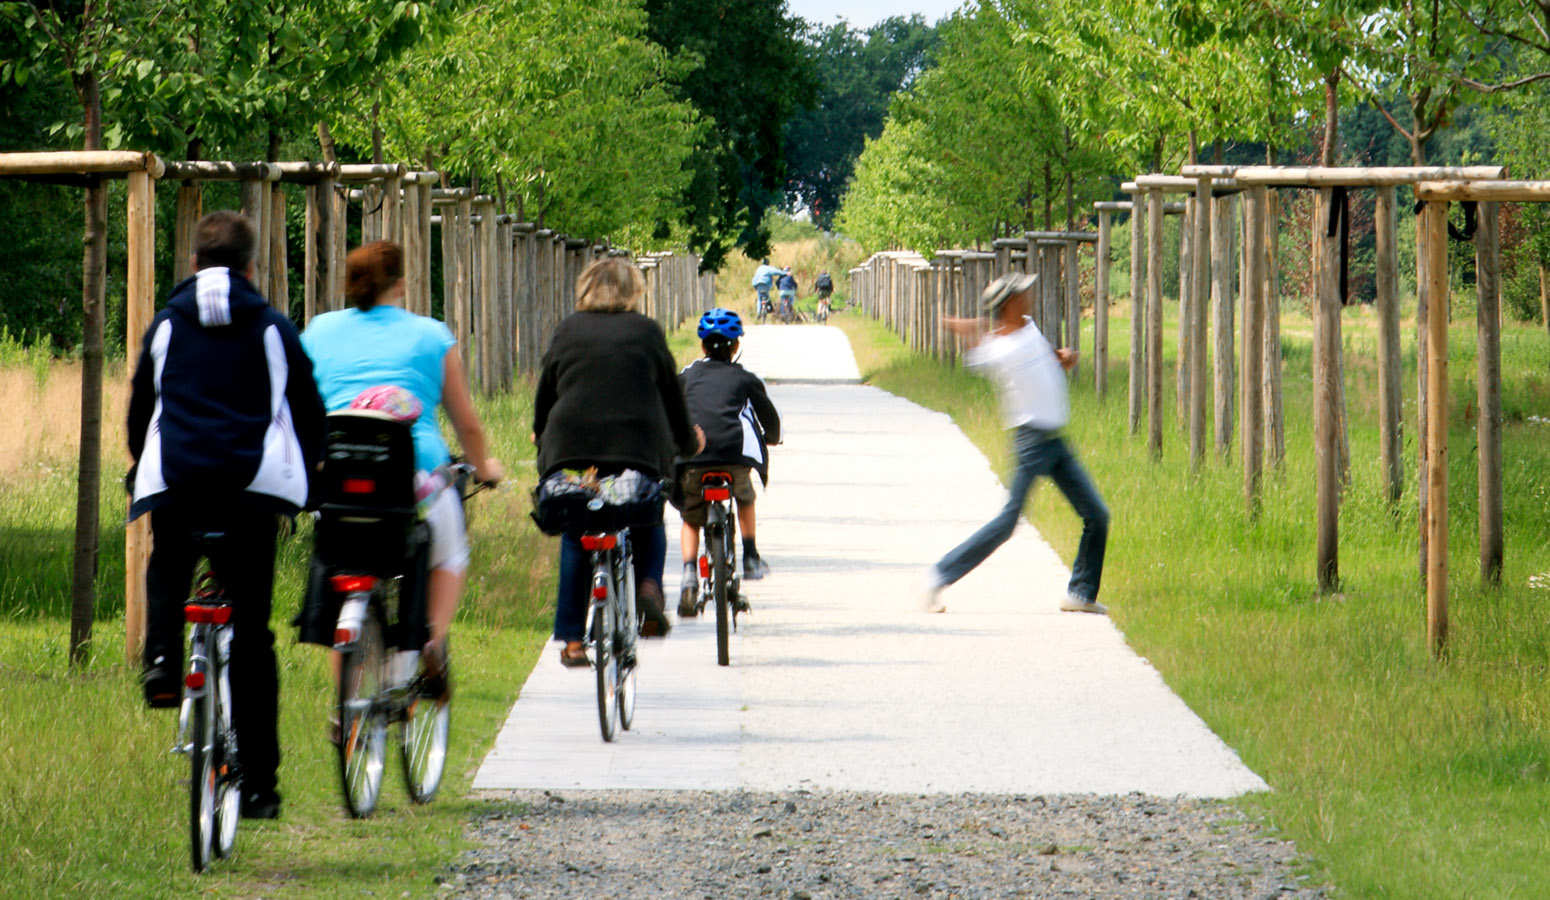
697,307,744,341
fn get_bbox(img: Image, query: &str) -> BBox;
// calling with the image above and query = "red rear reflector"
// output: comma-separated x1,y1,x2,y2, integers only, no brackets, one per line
698,556,710,578
579,535,617,551
703,488,730,502
183,605,232,624
342,478,376,494
591,585,608,599
184,672,205,690
330,574,377,593
334,628,356,645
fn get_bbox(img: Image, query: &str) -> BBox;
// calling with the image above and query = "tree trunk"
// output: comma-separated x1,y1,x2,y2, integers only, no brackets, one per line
1321,70,1340,166
317,121,337,164
1539,261,1549,339
1043,162,1053,231
70,70,107,667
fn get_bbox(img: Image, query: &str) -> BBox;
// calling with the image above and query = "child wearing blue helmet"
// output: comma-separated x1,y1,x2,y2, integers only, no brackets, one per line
674,308,781,616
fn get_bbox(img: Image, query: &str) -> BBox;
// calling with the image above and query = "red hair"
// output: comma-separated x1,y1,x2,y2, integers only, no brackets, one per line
344,241,404,310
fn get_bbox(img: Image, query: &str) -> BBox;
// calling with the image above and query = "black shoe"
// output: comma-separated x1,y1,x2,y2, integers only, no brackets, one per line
241,788,281,820
637,581,672,637
743,555,769,581
141,664,180,709
421,640,452,703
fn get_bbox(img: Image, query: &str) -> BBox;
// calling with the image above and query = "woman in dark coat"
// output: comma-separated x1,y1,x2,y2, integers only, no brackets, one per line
534,257,702,666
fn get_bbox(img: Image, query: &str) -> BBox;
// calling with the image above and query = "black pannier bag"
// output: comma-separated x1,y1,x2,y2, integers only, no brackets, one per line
530,467,665,536
298,411,429,650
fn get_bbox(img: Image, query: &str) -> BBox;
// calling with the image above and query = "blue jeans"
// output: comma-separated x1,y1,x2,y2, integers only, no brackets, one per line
934,428,1109,602
553,523,666,643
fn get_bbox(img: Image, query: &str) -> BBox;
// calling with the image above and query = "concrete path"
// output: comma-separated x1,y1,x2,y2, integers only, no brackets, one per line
473,324,1266,798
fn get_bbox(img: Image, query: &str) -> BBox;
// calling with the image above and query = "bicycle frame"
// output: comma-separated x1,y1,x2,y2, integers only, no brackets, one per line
581,529,637,741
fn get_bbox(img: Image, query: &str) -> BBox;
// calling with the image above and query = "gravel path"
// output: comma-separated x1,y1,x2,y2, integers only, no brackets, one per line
444,790,1329,900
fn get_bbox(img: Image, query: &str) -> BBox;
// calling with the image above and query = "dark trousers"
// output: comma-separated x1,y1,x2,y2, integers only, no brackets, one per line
144,503,281,794
934,428,1109,601
553,523,666,644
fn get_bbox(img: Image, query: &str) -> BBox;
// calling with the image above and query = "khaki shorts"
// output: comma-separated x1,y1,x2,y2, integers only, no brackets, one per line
677,465,755,528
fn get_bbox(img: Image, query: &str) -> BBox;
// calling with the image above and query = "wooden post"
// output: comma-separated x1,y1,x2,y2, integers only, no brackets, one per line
1264,189,1285,467
402,179,427,316
1064,239,1080,376
1417,198,1431,585
241,177,269,292
499,217,514,389
1130,194,1146,434
456,195,473,359
1375,186,1403,504
306,177,336,321
417,181,433,315
1190,179,1211,470
1041,244,1059,339
476,198,497,394
173,181,201,282
1241,186,1265,513
383,175,401,245
331,183,347,312
124,169,156,665
1477,201,1503,585
267,184,288,315
1178,201,1191,427
1314,188,1341,593
1148,189,1165,459
1423,199,1450,656
1212,192,1235,458
1096,211,1111,397
439,202,458,326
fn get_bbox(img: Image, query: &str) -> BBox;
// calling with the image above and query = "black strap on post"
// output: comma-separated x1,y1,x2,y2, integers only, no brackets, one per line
1326,186,1351,306
1448,201,1478,243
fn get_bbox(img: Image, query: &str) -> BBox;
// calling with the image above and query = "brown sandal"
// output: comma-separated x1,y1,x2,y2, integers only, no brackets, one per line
559,643,591,668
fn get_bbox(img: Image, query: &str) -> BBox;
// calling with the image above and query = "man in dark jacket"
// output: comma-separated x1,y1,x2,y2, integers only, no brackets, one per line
127,211,325,820
675,308,780,615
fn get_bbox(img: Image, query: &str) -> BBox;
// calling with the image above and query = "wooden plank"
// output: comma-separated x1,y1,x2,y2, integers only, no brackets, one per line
338,163,407,183
241,178,269,295
402,181,426,315
1415,180,1550,202
1235,165,1506,187
1178,202,1191,429
124,170,156,665
0,149,162,177
1416,194,1431,585
1064,239,1080,371
1422,200,1450,656
162,161,279,181
1374,186,1403,504
1147,189,1165,459
1476,201,1503,585
1095,210,1111,397
1314,188,1341,593
1212,192,1235,458
1128,193,1146,434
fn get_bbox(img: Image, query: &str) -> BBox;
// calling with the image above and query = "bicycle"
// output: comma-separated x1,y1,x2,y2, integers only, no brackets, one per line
754,288,772,322
581,527,639,741
688,472,746,666
315,410,490,817
815,295,831,324
169,533,241,873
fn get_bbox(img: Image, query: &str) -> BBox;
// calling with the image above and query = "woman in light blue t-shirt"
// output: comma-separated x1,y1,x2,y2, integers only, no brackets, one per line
302,241,504,696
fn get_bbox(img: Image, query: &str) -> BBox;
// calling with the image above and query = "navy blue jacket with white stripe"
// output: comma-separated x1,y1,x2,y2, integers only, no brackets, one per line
678,358,780,484
127,267,326,520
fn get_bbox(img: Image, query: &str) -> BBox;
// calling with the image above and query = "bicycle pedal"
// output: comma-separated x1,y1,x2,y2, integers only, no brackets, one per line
170,742,191,755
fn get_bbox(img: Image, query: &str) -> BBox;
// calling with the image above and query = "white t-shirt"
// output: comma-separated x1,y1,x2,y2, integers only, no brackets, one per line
965,317,1069,430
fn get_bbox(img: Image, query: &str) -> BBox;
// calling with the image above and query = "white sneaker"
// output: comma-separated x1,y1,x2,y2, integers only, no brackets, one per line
919,571,946,613
1059,594,1108,615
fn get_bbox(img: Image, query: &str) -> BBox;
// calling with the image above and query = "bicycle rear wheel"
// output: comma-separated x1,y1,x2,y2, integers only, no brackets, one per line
188,651,216,873
709,518,731,667
593,577,619,742
401,686,449,803
338,605,388,817
212,647,240,859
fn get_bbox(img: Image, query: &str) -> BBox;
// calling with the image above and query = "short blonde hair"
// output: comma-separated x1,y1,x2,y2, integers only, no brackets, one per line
575,257,644,313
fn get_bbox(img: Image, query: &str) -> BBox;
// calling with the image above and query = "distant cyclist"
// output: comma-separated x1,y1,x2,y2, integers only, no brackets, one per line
751,259,783,320
776,270,798,322
128,210,326,821
674,308,781,616
814,271,834,320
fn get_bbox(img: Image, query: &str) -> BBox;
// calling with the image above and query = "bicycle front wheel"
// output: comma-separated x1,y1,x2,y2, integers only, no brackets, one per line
618,552,637,732
401,687,449,804
594,586,619,742
338,606,388,817
709,520,731,667
188,664,216,873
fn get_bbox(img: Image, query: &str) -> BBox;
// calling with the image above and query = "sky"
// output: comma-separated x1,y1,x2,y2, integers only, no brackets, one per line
784,0,966,30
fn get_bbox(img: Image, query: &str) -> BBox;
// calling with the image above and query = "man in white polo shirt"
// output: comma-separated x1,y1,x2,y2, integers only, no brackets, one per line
920,271,1110,615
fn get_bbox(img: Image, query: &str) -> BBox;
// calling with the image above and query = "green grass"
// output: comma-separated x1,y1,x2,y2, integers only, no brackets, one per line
834,300,1550,900
0,376,556,899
